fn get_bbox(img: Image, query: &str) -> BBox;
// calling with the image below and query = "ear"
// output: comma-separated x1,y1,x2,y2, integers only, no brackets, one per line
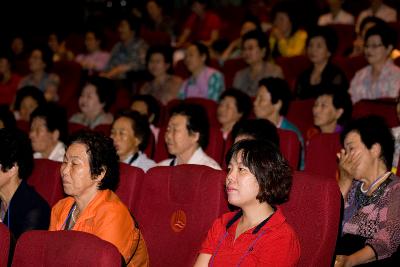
273,100,283,114
133,136,141,148
386,45,394,57
94,167,106,184
371,143,382,159
190,131,200,144
52,129,60,142
334,108,344,120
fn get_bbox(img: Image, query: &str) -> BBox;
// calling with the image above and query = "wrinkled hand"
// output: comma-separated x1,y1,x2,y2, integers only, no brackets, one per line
337,149,361,180
335,255,353,267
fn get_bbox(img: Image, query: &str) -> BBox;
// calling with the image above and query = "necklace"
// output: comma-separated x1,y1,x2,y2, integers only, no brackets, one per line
360,172,390,194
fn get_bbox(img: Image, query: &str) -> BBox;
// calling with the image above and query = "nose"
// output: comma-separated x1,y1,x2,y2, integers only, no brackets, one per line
60,162,69,177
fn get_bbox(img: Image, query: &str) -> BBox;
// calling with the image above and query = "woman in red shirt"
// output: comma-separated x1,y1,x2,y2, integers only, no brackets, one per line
194,139,300,266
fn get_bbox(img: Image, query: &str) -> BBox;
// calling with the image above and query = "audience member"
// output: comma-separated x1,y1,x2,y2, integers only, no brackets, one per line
179,42,224,101
194,139,300,266
47,31,75,62
0,51,22,106
131,94,161,142
309,86,352,139
75,29,110,73
269,2,307,59
102,17,149,80
0,128,50,239
231,118,280,147
29,103,68,162
176,0,221,47
49,131,149,267
296,26,348,99
349,25,400,103
69,76,114,129
18,46,60,102
13,86,46,122
335,115,400,266
220,15,262,62
157,103,221,169
143,0,175,37
318,0,355,26
254,77,304,168
217,88,252,140
140,45,182,105
233,30,283,96
355,0,397,34
111,110,156,172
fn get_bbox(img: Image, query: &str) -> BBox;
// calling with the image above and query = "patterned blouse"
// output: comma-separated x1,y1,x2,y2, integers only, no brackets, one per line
178,66,224,101
342,175,400,260
349,60,400,103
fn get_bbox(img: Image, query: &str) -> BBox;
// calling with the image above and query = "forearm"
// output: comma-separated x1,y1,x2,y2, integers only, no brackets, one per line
348,246,376,266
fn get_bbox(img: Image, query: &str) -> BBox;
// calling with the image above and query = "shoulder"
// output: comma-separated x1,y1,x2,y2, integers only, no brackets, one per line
157,158,173,166
52,196,74,216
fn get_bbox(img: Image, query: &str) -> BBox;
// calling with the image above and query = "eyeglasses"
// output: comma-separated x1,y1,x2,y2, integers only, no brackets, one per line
364,43,384,49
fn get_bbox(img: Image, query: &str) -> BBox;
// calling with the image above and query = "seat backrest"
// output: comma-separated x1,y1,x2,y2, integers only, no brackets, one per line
278,128,301,169
276,55,311,91
52,61,82,109
0,224,10,267
305,133,342,179
221,58,247,88
287,98,315,138
281,171,341,267
115,163,145,214
12,230,122,267
28,159,64,207
326,24,355,56
135,165,228,267
352,99,399,128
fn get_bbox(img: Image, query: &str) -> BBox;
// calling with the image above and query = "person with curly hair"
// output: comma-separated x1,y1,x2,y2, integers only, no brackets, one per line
49,131,149,267
194,139,300,266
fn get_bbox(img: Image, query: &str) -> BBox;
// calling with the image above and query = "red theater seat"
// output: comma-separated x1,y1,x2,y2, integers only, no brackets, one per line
276,55,311,91
221,58,247,88
278,128,301,169
115,163,145,214
352,99,398,128
12,230,122,267
281,171,341,267
0,224,10,267
305,133,342,179
28,159,64,207
135,165,228,267
287,98,315,138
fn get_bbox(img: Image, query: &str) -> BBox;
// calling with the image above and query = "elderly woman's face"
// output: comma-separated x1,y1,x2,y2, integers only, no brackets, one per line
185,45,206,74
364,35,391,66
79,84,104,116
307,36,331,65
29,117,59,155
273,12,291,35
226,151,260,207
253,86,277,120
165,114,199,157
312,95,342,131
20,96,39,122
148,53,169,78
217,96,242,128
110,117,140,161
61,143,101,197
29,50,46,73
242,39,265,65
343,131,375,180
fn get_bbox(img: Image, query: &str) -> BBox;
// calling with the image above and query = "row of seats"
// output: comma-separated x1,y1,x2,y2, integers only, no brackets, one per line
9,159,342,267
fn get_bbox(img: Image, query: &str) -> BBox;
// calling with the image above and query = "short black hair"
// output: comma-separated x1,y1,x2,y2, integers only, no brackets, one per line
145,45,174,74
231,119,280,148
114,110,151,151
341,116,394,170
14,86,46,112
316,86,352,125
364,24,396,50
258,77,292,116
67,131,120,191
306,26,338,55
82,76,116,112
219,88,253,120
226,139,292,205
0,128,34,180
131,94,161,125
190,42,210,65
119,16,141,35
242,30,269,54
30,103,69,143
359,16,386,35
170,103,209,149
0,105,17,129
